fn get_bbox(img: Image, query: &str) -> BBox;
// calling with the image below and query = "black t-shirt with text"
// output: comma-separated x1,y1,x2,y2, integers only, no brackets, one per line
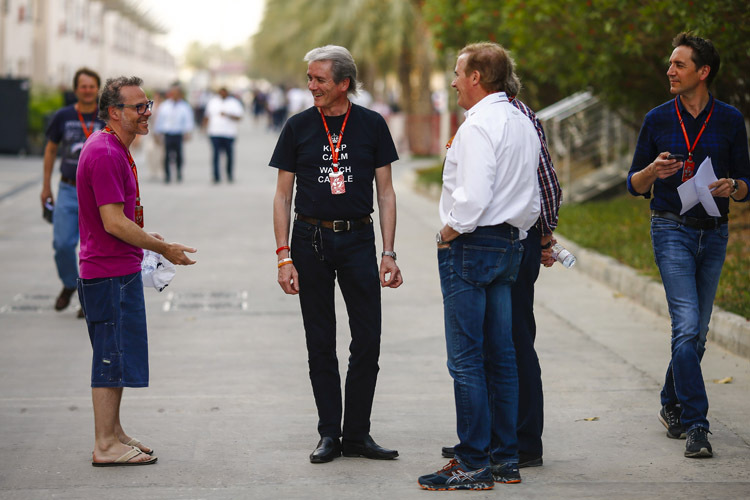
269,104,398,220
46,105,106,180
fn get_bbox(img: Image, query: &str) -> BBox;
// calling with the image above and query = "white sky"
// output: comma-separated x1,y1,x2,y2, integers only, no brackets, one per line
141,0,266,56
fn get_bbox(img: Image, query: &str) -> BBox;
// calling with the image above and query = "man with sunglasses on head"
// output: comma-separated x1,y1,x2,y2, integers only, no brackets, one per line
628,33,749,459
271,45,403,464
41,68,105,317
77,76,197,466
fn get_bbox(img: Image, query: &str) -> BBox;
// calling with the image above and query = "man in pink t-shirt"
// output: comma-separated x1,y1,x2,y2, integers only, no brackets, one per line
77,76,197,467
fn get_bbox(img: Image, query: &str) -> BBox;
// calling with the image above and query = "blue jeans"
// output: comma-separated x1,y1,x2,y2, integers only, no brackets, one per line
651,216,728,431
210,136,235,181
53,181,79,289
78,272,149,388
439,224,524,469
291,219,382,440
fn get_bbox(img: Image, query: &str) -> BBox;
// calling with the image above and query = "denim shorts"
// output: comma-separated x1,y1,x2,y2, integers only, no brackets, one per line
78,272,149,388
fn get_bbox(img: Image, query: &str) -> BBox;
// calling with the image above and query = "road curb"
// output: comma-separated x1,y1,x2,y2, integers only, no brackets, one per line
558,235,750,359
402,160,750,360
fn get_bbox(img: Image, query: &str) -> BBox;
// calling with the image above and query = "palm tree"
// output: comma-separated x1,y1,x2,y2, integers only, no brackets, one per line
251,0,437,154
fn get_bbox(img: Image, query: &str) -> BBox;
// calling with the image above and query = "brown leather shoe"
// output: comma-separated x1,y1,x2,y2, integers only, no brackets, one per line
55,287,76,311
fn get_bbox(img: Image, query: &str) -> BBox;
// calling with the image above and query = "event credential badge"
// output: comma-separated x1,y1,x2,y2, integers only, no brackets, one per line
329,169,345,195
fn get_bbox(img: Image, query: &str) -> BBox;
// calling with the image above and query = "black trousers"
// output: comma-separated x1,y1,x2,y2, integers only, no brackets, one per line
291,219,381,441
163,133,184,182
512,225,544,458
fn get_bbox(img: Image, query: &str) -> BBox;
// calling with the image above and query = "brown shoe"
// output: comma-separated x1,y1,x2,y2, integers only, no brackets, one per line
55,287,76,311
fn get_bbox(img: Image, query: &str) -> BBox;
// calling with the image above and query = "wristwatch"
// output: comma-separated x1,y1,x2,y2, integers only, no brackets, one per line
382,251,397,260
731,178,738,195
436,231,450,245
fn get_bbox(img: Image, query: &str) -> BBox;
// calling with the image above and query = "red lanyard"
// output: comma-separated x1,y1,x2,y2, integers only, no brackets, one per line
674,97,714,163
318,103,352,172
76,105,95,138
104,125,141,207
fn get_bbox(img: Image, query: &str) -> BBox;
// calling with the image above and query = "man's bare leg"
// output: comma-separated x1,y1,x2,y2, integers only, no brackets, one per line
112,390,153,454
92,387,152,463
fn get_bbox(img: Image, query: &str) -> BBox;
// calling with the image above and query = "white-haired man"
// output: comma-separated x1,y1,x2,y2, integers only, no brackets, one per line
271,45,402,463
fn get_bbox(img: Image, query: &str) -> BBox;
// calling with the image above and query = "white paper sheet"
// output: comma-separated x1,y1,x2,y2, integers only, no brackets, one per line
677,157,721,216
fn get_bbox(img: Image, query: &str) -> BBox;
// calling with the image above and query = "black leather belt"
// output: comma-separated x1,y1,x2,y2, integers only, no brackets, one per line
61,176,76,187
651,210,727,230
296,214,372,232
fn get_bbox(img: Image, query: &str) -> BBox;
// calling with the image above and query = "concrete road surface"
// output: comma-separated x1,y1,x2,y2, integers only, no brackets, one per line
1,118,748,499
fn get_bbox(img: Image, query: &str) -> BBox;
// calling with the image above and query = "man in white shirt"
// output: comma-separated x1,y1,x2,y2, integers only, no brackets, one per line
154,85,194,183
203,87,244,183
418,42,540,492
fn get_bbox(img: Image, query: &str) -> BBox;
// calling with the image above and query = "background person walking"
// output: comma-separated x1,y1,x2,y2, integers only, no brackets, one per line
40,67,105,317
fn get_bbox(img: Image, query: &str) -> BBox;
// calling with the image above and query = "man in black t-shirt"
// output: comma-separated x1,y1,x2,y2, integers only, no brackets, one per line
41,68,105,315
271,45,403,464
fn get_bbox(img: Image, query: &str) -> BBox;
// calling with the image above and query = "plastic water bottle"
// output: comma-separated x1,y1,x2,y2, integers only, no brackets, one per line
141,251,158,273
551,243,577,268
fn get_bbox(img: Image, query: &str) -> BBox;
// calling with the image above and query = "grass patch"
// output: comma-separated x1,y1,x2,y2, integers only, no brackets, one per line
415,163,443,186
411,170,749,319
558,194,750,319
557,196,660,280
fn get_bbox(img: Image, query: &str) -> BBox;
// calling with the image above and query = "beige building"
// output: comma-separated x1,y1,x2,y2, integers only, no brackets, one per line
1,0,176,89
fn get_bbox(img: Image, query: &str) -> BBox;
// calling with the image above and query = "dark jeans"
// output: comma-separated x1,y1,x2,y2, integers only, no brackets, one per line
78,272,149,388
164,133,184,182
291,218,381,441
439,224,524,469
512,226,543,458
210,136,235,182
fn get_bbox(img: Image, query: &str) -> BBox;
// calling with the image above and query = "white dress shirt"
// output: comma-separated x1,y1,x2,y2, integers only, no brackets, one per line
154,99,194,135
440,92,541,238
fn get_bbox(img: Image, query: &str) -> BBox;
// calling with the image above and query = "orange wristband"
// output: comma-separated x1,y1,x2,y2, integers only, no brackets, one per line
277,258,293,269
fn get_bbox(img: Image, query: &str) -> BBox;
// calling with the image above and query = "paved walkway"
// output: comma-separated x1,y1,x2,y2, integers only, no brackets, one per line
0,119,748,499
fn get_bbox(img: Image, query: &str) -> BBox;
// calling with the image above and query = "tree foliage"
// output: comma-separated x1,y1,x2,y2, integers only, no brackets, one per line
423,0,750,123
251,0,437,153
184,41,248,72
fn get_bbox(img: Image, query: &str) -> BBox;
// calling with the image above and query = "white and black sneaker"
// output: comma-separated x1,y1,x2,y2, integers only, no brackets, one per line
659,404,686,439
685,427,713,458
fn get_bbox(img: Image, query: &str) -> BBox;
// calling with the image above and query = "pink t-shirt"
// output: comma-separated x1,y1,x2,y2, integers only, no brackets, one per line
77,130,143,279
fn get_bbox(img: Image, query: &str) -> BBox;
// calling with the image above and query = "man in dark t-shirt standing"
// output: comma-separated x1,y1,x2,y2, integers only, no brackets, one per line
271,45,403,464
41,68,105,315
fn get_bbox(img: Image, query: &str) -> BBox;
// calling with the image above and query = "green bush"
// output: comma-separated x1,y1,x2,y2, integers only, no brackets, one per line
27,87,64,153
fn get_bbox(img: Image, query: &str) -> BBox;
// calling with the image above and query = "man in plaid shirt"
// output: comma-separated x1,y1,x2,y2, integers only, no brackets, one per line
441,69,562,470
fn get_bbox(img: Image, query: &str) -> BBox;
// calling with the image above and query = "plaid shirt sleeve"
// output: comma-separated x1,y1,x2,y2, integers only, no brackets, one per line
512,98,562,235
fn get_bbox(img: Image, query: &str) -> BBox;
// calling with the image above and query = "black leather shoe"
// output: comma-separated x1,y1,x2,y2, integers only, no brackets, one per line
518,454,543,468
310,437,341,463
441,446,455,458
342,435,398,460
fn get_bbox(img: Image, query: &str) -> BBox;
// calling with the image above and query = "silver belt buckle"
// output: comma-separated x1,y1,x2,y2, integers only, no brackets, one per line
332,220,349,232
